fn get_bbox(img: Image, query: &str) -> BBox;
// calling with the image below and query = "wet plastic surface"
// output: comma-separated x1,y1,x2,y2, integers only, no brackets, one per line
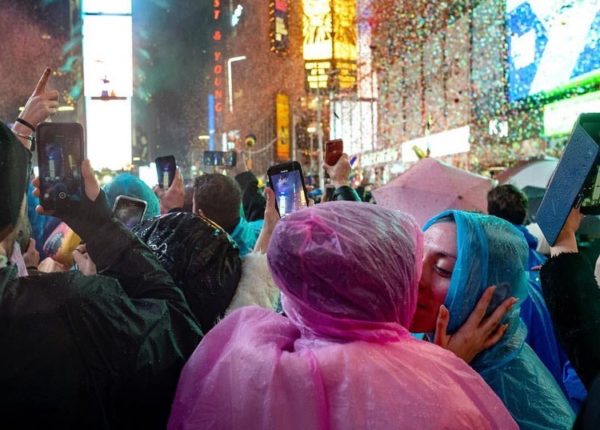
425,211,575,429
133,212,242,332
168,203,517,430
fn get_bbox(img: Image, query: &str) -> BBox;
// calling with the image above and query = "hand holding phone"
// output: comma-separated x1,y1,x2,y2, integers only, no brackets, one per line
537,113,600,245
37,122,85,213
155,155,176,189
203,151,237,168
113,195,148,228
267,161,309,217
324,153,351,188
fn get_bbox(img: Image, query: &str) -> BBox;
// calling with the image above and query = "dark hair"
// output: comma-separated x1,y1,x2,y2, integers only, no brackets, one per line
487,184,528,225
193,174,242,232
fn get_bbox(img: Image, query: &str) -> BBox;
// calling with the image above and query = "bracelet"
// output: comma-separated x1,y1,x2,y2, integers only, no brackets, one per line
13,131,34,142
16,117,36,133
12,130,36,151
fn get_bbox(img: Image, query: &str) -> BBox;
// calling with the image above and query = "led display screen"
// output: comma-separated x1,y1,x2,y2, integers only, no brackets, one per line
508,0,600,102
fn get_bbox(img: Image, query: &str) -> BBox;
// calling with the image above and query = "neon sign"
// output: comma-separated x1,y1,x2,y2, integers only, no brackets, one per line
302,0,357,91
270,0,289,53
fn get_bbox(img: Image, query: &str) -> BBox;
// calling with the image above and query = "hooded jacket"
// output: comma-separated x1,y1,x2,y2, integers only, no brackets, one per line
168,202,516,430
133,211,242,333
0,200,202,429
424,211,575,429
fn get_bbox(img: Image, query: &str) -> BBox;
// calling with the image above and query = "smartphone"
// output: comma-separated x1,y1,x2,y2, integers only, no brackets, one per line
155,155,176,189
325,139,343,166
267,161,309,217
37,123,85,213
484,282,512,319
203,151,237,167
537,113,600,245
113,195,147,229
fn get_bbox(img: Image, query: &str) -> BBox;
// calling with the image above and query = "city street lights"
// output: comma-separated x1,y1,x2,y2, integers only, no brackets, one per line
227,55,247,113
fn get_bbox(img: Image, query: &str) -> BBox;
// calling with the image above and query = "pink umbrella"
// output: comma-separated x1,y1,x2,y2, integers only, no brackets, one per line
373,158,493,226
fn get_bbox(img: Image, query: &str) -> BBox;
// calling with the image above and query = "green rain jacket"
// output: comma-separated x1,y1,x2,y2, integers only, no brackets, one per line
0,206,202,429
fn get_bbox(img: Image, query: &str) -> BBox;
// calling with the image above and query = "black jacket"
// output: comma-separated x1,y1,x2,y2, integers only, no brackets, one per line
333,185,362,202
540,252,600,389
235,171,266,222
0,196,202,429
540,252,600,430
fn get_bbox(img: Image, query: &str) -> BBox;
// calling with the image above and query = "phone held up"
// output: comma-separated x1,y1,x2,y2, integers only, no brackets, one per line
537,113,600,245
112,195,147,229
267,161,309,217
155,155,176,189
325,139,343,166
203,150,237,167
37,122,85,213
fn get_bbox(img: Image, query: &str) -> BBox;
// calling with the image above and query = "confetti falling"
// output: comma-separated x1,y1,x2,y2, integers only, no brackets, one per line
369,0,600,175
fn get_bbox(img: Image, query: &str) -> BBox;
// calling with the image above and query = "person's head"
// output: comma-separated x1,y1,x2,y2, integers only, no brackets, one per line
193,174,242,232
487,184,528,225
410,210,529,337
103,173,160,220
0,122,31,257
267,202,423,342
133,211,242,332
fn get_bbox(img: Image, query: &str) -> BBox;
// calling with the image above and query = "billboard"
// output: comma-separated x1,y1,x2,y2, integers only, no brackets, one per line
82,3,132,170
302,0,357,91
275,93,291,161
507,0,600,103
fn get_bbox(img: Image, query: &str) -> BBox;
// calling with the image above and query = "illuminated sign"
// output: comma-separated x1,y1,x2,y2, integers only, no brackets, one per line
544,91,600,136
361,147,400,168
275,93,291,160
82,1,132,170
270,0,289,53
210,0,224,150
302,0,357,91
507,0,600,102
401,126,471,163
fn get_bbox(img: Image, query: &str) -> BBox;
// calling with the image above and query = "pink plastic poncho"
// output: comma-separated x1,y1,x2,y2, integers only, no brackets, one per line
168,202,517,430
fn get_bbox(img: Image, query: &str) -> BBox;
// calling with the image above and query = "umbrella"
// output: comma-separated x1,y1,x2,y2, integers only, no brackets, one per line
373,158,493,226
497,158,558,189
521,186,546,223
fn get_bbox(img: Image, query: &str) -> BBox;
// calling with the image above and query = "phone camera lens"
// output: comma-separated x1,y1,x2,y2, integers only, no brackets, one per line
58,192,67,199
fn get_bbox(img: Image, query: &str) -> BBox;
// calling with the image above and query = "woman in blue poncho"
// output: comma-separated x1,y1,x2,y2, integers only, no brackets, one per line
410,210,575,429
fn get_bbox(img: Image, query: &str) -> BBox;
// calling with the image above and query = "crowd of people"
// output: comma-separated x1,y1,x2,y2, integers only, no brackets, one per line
1,69,599,429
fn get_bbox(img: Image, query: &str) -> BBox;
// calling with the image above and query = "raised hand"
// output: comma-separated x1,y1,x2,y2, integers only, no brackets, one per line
253,187,280,253
12,68,60,149
154,169,185,214
21,68,60,127
433,285,517,363
324,153,352,188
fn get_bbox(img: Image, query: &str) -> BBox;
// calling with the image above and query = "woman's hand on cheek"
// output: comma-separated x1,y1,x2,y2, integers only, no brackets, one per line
433,285,517,363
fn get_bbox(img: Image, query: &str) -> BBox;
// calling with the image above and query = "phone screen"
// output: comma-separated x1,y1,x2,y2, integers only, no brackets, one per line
113,197,147,229
38,123,84,211
270,169,308,217
203,151,236,167
325,139,343,166
155,156,176,189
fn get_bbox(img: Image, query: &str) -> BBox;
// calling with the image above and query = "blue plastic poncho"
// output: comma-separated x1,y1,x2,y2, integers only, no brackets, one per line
103,173,160,220
424,211,575,430
229,207,263,257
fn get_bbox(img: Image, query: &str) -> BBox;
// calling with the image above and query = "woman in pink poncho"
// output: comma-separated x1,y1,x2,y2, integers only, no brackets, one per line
168,202,516,430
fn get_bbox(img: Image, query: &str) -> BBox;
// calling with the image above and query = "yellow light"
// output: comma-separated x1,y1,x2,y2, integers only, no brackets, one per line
302,0,333,61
